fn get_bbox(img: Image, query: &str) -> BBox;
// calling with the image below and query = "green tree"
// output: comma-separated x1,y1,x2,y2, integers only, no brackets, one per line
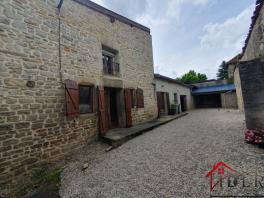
197,73,207,81
176,70,208,84
217,61,228,80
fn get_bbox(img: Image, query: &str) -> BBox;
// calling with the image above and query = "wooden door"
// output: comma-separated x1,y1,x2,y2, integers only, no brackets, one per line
124,88,132,128
180,95,187,112
166,92,170,115
157,92,165,117
98,86,106,136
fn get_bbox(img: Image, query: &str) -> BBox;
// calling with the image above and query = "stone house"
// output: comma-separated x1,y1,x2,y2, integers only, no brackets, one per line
224,54,244,112
236,0,264,130
225,54,241,79
154,74,193,116
224,54,243,111
0,0,157,184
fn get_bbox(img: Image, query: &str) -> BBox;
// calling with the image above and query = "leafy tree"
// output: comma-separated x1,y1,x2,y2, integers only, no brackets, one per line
197,73,207,82
217,61,228,80
176,70,208,84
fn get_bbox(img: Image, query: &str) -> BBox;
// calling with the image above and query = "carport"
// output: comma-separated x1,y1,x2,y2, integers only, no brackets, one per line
192,84,236,108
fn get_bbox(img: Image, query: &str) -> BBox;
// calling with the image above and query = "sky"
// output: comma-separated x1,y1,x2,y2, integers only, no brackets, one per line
92,0,255,79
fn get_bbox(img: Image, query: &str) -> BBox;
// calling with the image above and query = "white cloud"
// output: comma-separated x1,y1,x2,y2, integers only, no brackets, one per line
200,4,255,51
193,0,210,5
95,0,148,19
137,15,169,27
167,0,211,18
92,0,105,6
93,0,211,26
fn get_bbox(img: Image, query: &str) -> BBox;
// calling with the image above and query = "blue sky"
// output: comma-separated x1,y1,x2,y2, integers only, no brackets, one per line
93,0,254,79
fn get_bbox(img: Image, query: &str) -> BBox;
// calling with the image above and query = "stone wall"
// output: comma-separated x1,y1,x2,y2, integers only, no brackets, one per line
221,92,238,109
241,4,264,62
238,59,264,129
234,68,244,111
193,79,228,87
155,79,193,111
0,0,157,184
238,2,264,117
227,63,236,79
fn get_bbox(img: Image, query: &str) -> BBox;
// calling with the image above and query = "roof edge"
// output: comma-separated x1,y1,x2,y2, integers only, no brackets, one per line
154,74,191,88
72,0,150,33
242,0,264,57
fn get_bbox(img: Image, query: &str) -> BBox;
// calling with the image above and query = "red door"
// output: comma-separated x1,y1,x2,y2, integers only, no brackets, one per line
98,86,106,135
124,88,132,128
157,92,165,117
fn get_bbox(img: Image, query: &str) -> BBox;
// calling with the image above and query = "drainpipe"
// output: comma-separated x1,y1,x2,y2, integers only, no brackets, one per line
56,0,64,84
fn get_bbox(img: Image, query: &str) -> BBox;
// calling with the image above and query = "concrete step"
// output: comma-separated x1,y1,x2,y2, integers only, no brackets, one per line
101,113,188,148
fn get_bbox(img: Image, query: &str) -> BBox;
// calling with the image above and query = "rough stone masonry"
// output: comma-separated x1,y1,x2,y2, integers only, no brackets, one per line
0,0,157,184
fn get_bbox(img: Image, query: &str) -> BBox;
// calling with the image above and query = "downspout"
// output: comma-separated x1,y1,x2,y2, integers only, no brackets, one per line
56,0,64,84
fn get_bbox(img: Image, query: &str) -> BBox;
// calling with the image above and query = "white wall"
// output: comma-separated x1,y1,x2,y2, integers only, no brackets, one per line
155,79,194,110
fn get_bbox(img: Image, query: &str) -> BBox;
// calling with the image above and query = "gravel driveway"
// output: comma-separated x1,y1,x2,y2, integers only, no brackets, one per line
60,109,264,198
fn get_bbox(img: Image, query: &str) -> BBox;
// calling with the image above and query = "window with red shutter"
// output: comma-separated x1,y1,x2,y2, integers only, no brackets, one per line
79,85,93,114
65,79,79,118
136,88,144,108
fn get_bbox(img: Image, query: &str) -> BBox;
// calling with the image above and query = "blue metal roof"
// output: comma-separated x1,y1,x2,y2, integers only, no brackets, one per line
192,84,236,95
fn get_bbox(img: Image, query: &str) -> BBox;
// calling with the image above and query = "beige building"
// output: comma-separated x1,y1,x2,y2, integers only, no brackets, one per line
225,54,244,111
0,0,157,184
154,74,193,116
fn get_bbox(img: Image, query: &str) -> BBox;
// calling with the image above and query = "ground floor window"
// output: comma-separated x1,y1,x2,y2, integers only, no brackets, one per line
79,85,93,114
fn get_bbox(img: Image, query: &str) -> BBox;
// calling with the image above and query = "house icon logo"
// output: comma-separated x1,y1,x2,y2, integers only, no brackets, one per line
206,161,237,192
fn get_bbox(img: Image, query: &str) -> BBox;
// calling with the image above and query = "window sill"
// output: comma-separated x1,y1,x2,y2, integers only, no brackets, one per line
79,113,97,119
103,73,121,78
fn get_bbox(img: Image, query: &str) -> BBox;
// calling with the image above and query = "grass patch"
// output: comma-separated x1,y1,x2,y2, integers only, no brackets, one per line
1,166,62,198
31,167,62,185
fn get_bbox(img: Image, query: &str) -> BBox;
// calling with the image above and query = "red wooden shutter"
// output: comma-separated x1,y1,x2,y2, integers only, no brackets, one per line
65,79,79,118
98,86,106,135
124,88,132,128
130,89,135,107
136,88,144,108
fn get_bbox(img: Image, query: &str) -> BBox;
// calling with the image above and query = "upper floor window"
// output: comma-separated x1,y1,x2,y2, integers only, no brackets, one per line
102,45,120,76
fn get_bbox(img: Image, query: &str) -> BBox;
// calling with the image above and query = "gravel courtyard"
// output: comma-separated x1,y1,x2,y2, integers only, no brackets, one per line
60,109,264,197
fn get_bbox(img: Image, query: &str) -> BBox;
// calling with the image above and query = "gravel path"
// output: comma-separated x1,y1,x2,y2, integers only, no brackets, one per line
60,109,264,198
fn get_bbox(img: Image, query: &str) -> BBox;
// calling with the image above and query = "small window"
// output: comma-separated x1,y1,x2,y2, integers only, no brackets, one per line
103,54,114,74
79,85,93,114
102,45,119,76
